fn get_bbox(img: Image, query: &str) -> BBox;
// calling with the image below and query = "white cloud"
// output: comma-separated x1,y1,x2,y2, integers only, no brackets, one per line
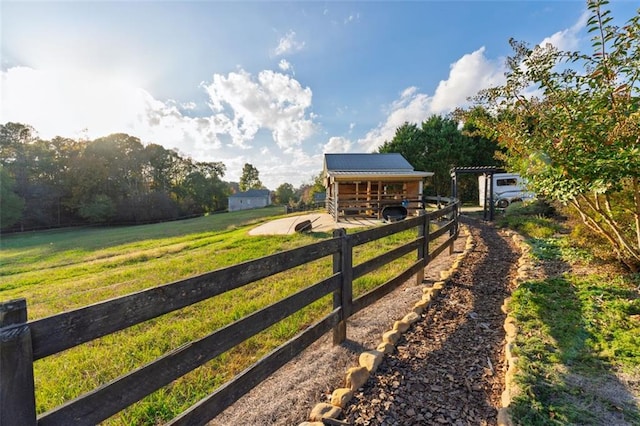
430,47,505,114
358,87,432,152
203,69,315,151
354,13,589,155
323,136,352,153
273,30,306,56
278,59,293,72
1,65,318,187
0,67,260,159
538,10,588,51
242,147,322,187
344,13,360,25
358,47,505,152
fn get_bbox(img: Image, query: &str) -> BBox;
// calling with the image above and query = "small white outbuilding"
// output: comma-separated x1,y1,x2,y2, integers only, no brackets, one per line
228,189,271,212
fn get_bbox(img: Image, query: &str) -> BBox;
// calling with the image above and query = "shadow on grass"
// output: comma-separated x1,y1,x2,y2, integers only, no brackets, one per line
510,274,640,425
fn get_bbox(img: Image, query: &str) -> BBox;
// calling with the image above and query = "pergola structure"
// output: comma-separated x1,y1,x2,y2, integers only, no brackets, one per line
324,153,433,221
450,166,505,221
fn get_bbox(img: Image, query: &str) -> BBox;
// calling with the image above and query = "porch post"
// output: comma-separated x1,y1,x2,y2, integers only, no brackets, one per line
333,180,339,221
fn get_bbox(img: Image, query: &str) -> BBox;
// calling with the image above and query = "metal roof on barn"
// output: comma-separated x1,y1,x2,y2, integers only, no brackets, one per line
324,153,414,171
229,189,270,198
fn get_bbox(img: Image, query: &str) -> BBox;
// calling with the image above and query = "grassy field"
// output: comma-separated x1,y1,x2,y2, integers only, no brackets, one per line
498,203,640,425
0,207,419,424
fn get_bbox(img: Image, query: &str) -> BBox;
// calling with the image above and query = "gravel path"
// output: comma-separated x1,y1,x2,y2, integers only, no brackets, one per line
343,217,520,425
212,216,520,425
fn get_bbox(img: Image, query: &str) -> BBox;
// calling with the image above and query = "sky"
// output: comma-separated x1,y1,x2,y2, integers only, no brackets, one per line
1,1,638,189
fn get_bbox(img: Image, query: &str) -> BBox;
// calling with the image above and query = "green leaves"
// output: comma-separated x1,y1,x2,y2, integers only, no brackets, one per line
239,163,263,192
0,123,236,229
379,115,502,197
461,0,640,270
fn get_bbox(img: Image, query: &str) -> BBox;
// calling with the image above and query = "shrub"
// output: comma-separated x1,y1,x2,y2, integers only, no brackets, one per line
504,199,555,217
498,200,561,239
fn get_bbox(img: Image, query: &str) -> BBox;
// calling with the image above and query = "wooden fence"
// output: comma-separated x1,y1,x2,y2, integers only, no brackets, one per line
0,200,459,426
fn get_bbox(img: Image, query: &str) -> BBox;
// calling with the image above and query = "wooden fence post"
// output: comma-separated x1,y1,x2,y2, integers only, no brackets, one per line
416,210,427,285
332,228,352,344
424,211,431,265
448,201,457,255
1,298,36,426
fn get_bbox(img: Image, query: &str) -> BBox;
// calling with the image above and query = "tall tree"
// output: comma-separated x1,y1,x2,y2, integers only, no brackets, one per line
0,166,24,229
181,161,228,213
308,171,326,202
274,183,296,205
0,122,35,207
379,116,501,196
461,0,640,270
239,163,263,192
144,143,179,192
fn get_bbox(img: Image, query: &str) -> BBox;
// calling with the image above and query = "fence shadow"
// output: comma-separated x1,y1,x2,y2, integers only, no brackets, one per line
512,275,640,424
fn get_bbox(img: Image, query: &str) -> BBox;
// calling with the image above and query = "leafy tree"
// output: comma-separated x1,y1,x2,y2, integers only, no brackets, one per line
0,123,72,228
379,122,425,169
310,171,325,198
239,163,263,192
79,194,116,223
0,166,24,229
144,143,180,192
461,0,640,270
0,124,234,227
180,161,228,213
274,183,296,205
0,122,35,206
379,115,501,197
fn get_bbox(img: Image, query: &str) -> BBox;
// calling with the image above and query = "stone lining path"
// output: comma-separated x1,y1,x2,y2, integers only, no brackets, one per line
342,217,519,425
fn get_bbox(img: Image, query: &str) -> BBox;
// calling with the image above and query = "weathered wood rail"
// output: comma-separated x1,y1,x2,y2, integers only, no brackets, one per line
0,200,459,426
327,193,424,219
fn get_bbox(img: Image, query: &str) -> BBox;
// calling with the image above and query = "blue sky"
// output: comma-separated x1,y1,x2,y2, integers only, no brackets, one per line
1,1,638,189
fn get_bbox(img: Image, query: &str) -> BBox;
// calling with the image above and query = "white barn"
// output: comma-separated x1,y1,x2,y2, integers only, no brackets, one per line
228,189,271,212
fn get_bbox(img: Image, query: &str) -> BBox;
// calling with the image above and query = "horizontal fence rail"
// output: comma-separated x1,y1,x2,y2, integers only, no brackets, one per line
1,200,460,426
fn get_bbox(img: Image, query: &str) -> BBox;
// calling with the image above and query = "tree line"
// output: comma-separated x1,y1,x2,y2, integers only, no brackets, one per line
1,123,243,230
0,122,328,232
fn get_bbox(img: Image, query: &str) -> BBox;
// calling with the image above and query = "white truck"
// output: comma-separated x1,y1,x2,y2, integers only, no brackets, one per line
478,173,535,208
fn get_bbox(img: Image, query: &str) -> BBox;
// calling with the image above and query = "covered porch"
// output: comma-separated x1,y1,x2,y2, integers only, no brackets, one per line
325,174,430,221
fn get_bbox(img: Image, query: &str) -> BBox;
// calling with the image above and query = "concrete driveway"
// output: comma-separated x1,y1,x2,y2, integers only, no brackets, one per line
248,213,382,235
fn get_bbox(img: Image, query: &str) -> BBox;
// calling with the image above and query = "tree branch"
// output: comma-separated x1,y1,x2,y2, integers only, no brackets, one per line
634,177,640,250
579,193,640,262
570,197,621,257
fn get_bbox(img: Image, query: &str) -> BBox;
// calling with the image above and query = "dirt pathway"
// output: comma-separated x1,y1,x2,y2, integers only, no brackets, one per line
212,217,519,425
344,217,519,425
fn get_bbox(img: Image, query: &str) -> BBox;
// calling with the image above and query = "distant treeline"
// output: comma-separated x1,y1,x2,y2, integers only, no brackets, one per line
1,123,237,231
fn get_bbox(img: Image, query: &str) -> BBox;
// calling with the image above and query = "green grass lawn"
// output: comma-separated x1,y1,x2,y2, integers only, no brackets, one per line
499,203,640,425
0,207,419,424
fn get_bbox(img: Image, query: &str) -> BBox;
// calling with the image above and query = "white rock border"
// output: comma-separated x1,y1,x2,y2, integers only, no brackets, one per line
299,225,473,425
